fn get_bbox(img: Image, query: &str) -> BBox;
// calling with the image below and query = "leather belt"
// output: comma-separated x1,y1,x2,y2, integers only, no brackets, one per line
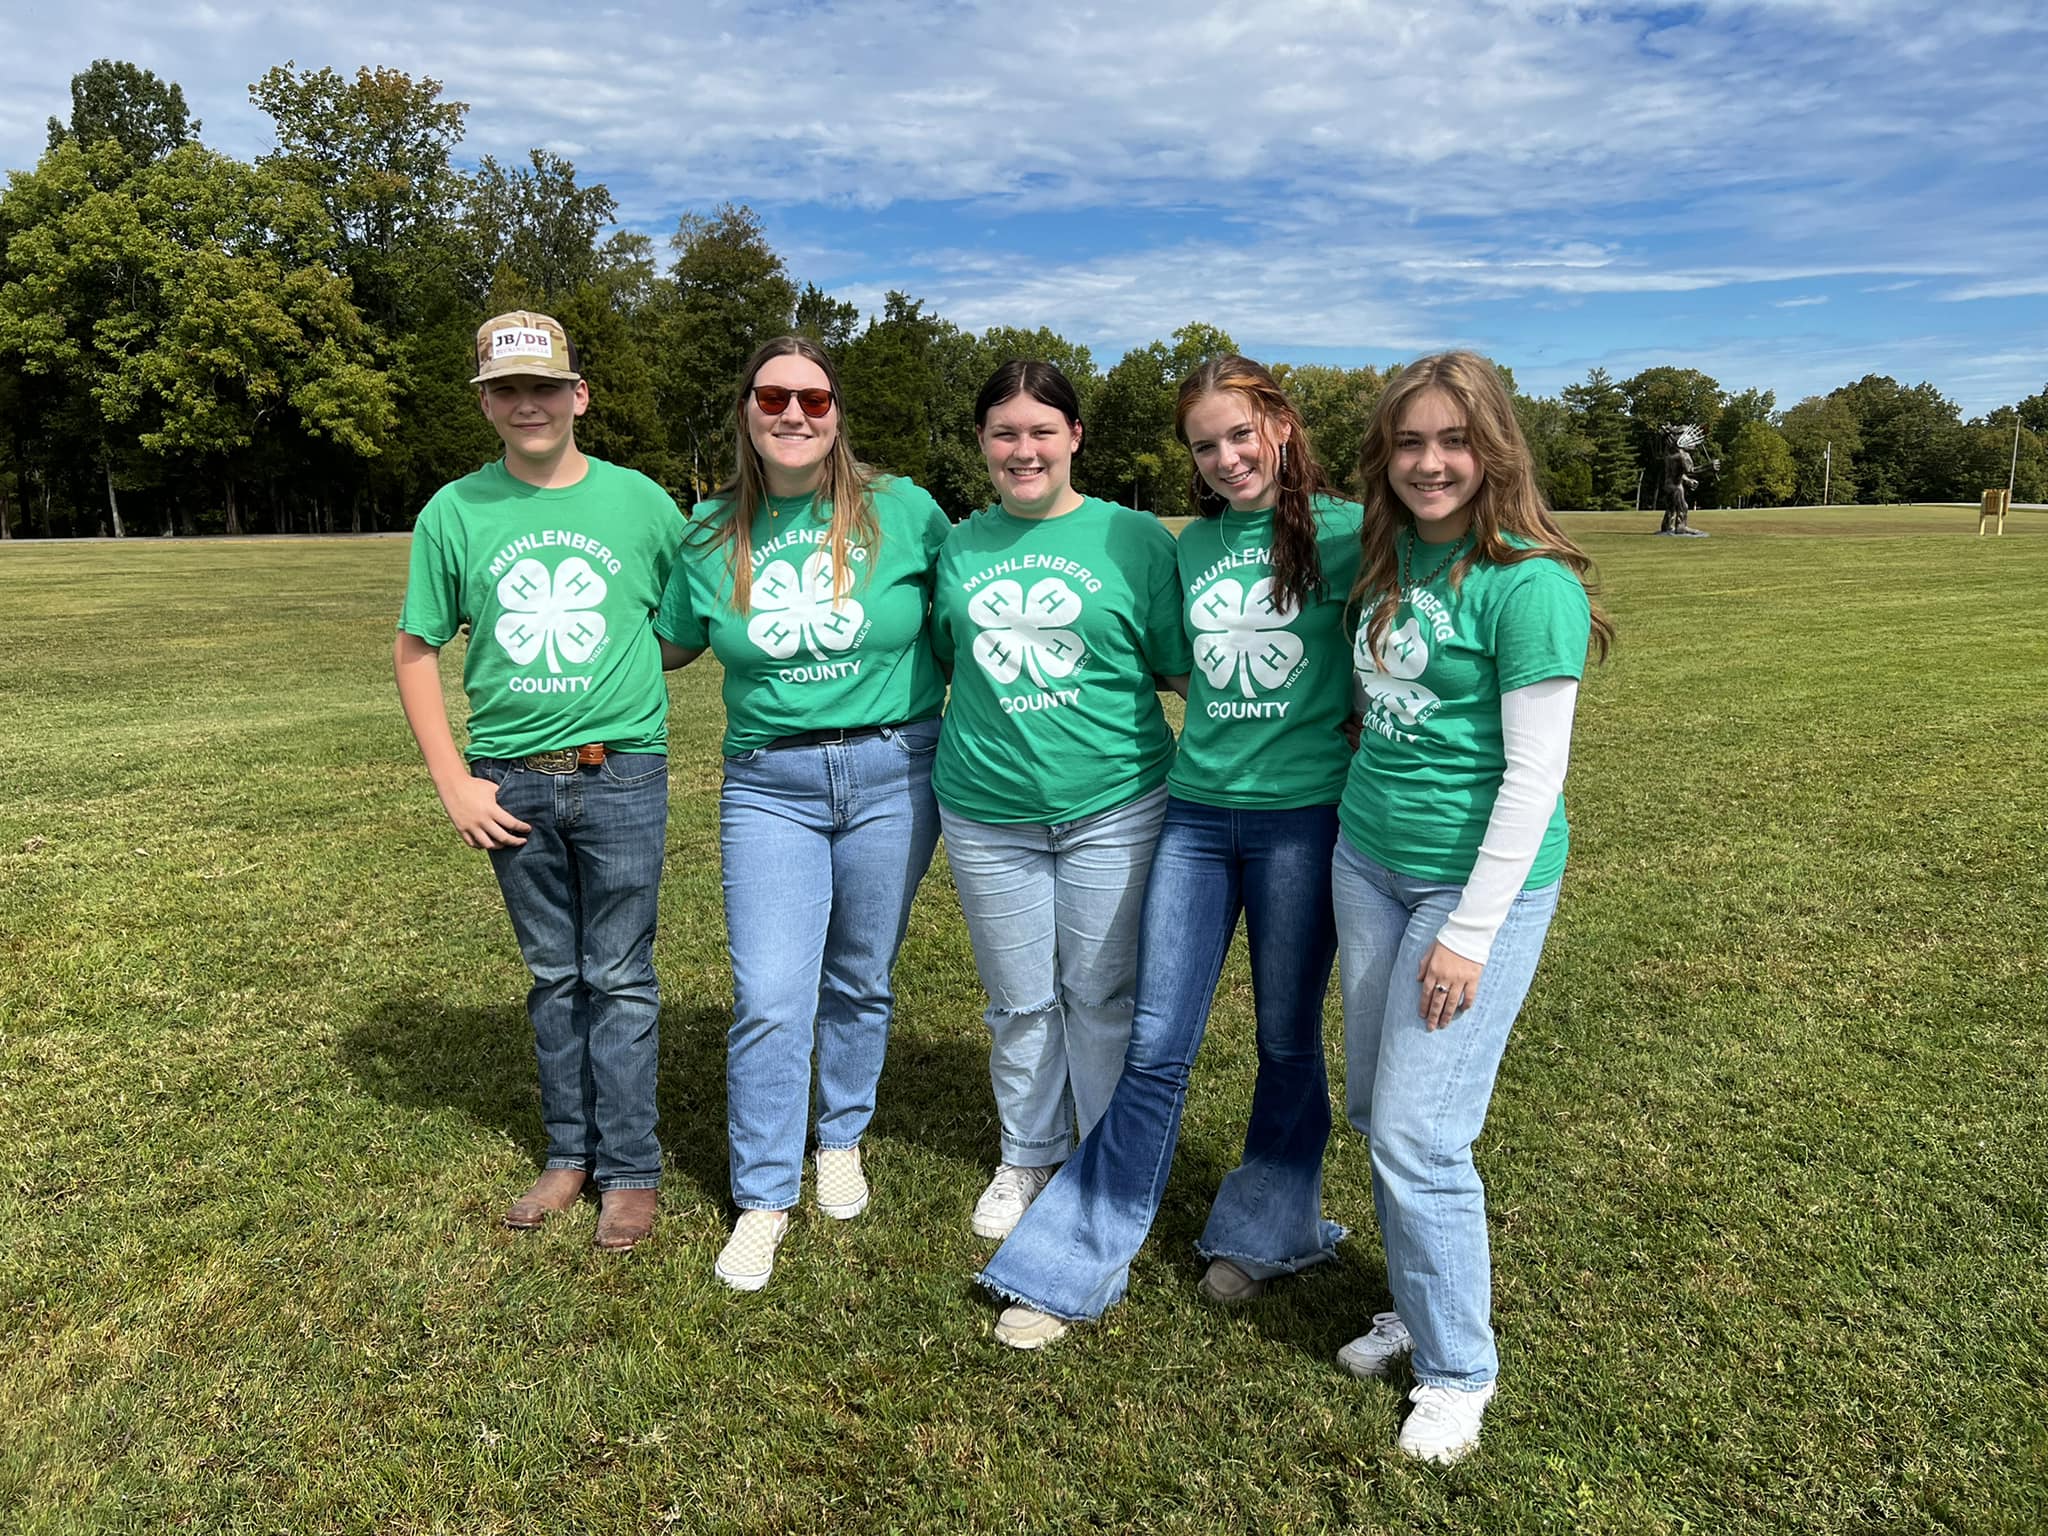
519,744,608,773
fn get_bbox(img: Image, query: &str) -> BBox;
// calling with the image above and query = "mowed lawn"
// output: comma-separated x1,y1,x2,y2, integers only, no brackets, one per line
2,506,2044,1535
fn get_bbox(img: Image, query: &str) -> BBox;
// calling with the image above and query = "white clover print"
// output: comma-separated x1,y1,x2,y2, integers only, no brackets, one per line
1356,616,1440,726
745,550,864,660
493,556,608,674
1190,575,1304,699
968,577,1086,689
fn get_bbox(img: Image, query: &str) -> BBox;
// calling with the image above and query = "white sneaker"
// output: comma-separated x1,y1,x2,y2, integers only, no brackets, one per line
1396,1381,1497,1465
1336,1311,1415,1380
814,1146,869,1219
713,1209,789,1292
994,1305,1069,1350
971,1162,1057,1240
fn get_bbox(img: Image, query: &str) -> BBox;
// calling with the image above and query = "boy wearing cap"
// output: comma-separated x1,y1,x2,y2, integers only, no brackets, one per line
394,311,683,1251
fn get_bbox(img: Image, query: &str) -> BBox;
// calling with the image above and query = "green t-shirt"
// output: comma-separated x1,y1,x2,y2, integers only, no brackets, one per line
1168,495,1363,809
397,457,682,760
1340,533,1591,885
654,476,951,756
932,496,1194,825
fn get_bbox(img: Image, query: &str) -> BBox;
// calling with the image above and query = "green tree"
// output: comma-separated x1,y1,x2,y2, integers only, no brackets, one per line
1560,368,1636,510
1832,375,1962,502
1087,324,1235,516
250,63,479,524
1778,394,1860,505
1957,410,2045,503
1278,363,1385,498
793,284,859,349
1719,421,1796,506
467,150,618,307
652,203,796,496
1513,391,1591,510
46,59,199,174
839,292,945,486
0,137,158,535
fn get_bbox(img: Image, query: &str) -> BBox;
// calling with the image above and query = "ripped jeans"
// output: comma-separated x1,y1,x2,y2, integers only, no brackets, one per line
939,786,1169,1167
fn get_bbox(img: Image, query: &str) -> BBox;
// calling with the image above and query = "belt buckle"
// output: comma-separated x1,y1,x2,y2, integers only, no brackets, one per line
525,748,579,774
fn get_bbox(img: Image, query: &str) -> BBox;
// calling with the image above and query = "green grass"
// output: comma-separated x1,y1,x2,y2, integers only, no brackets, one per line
2,505,2044,1534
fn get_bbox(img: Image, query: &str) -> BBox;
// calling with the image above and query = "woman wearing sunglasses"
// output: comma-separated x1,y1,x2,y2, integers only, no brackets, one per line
930,360,1192,1245
656,336,950,1291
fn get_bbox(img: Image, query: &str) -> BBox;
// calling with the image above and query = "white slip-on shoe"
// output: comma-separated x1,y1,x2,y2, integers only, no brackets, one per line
713,1209,790,1292
1396,1380,1497,1465
814,1146,869,1219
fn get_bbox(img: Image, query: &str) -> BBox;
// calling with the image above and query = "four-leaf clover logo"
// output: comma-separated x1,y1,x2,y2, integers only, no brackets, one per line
1355,616,1440,726
494,556,608,674
746,550,864,661
968,577,1086,689
1190,575,1303,699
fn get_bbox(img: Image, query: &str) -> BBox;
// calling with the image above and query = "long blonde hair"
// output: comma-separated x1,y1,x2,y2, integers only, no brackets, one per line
1351,351,1613,663
698,336,878,614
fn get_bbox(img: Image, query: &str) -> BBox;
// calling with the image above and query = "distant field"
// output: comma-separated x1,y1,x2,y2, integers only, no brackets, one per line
2,508,2044,1534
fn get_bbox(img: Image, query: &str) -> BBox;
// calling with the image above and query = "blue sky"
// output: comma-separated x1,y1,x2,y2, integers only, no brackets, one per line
3,0,2044,414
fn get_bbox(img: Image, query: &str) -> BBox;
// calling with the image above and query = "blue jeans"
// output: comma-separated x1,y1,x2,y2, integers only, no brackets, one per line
978,798,1346,1319
939,786,1169,1167
719,719,941,1211
473,751,669,1192
1331,834,1561,1389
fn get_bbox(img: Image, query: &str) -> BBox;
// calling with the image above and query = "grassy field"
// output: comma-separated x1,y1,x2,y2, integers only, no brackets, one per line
2,505,2044,1534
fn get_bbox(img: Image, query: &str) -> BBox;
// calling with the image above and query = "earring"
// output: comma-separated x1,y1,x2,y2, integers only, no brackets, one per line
1279,442,1288,478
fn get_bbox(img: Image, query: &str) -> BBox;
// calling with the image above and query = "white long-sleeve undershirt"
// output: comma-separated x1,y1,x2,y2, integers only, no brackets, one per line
1434,675,1581,966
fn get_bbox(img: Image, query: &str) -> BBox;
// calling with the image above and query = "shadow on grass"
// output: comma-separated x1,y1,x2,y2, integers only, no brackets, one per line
339,1000,1000,1213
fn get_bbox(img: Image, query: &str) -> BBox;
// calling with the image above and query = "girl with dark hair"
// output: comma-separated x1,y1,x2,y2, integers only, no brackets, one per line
655,336,951,1291
930,360,1193,1244
977,355,1360,1346
1332,351,1611,1463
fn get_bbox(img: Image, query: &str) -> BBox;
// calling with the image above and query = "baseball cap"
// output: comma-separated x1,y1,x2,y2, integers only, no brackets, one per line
471,311,582,385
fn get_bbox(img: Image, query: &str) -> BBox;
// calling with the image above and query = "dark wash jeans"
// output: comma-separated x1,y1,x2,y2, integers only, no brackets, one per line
978,797,1346,1320
471,751,668,1191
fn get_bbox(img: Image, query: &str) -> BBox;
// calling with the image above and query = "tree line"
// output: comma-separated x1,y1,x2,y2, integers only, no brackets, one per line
3,59,2044,539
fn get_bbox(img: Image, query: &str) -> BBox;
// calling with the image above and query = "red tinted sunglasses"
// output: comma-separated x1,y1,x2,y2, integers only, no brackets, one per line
751,385,835,418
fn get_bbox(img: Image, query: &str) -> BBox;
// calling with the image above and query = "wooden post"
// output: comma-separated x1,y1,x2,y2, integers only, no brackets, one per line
1978,489,2009,536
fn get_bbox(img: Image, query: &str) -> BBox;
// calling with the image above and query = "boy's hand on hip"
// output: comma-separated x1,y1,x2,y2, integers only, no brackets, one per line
441,776,531,849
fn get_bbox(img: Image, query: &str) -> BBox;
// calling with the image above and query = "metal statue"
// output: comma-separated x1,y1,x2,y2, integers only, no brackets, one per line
1655,425,1716,537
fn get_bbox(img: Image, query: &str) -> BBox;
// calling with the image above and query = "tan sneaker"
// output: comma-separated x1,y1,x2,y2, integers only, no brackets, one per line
994,1305,1069,1350
1196,1258,1269,1304
814,1146,869,1219
714,1209,790,1292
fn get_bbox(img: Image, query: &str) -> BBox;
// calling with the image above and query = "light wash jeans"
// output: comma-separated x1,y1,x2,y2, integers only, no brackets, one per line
978,798,1346,1319
473,751,669,1192
939,785,1169,1168
719,719,941,1211
1332,833,1560,1389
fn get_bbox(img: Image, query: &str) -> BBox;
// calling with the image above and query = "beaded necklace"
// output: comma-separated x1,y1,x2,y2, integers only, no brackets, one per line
1400,528,1470,590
